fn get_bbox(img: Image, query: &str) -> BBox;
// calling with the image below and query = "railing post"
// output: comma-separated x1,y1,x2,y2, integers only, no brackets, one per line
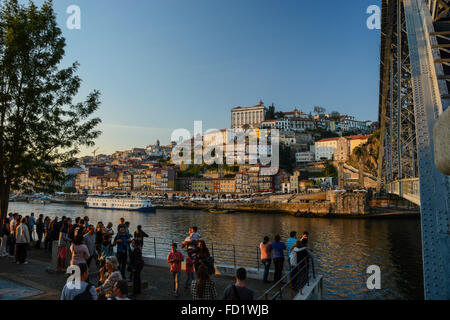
289,269,294,300
211,242,214,257
153,238,157,259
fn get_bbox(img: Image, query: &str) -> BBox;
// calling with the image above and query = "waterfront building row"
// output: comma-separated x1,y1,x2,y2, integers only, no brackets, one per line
230,100,374,134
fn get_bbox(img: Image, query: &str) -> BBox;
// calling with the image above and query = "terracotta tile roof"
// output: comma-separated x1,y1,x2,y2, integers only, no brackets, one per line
316,137,341,143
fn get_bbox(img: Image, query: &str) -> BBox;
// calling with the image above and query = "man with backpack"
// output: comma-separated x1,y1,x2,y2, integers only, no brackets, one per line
60,263,98,300
222,268,254,300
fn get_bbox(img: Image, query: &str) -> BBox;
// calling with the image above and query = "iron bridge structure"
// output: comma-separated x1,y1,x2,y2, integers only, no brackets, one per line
377,0,450,299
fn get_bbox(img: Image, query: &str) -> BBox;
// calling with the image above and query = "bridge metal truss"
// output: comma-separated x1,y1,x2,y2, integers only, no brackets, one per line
378,0,450,299
377,0,418,191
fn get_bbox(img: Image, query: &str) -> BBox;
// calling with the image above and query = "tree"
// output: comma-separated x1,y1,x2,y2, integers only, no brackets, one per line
330,111,340,119
266,103,275,120
274,111,284,119
63,186,77,194
324,163,338,178
314,106,326,114
0,0,101,220
279,145,295,174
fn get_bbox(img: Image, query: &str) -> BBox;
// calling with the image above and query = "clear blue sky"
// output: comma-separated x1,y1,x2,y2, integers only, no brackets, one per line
41,0,381,155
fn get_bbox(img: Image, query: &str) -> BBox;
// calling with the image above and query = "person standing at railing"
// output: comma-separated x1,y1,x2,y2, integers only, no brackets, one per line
301,231,309,242
259,236,273,283
286,231,298,268
167,242,184,297
289,241,303,289
272,235,286,283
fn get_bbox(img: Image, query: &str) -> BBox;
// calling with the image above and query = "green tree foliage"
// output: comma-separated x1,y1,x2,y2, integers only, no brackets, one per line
63,186,77,193
274,111,284,119
265,103,285,120
324,163,338,177
330,111,340,119
314,106,326,114
279,145,295,173
265,104,275,120
0,0,101,219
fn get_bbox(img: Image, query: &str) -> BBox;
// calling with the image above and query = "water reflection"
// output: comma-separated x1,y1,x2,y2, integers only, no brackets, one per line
9,202,423,300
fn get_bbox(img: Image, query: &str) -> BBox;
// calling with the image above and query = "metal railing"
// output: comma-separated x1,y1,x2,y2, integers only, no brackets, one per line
257,254,316,300
141,236,291,272
386,178,420,205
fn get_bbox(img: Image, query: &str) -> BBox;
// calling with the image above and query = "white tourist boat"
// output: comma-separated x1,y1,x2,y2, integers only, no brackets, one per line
85,196,156,212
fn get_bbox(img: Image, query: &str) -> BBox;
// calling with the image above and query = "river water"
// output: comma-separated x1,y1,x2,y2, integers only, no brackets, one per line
9,202,424,300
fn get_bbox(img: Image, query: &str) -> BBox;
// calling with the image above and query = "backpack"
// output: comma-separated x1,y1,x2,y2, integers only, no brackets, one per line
229,285,241,300
73,283,94,300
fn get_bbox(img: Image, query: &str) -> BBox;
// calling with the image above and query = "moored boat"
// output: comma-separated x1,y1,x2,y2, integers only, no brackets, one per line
209,208,232,214
85,195,156,212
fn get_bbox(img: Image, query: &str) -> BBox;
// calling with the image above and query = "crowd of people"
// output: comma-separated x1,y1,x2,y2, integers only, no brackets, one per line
0,212,312,300
166,226,254,300
259,230,313,288
0,213,36,263
0,212,146,299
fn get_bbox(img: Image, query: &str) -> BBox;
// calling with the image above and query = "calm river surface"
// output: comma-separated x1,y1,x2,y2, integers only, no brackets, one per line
9,202,424,300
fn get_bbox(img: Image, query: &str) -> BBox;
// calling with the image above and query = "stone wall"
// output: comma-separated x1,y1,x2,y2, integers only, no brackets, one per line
333,191,368,214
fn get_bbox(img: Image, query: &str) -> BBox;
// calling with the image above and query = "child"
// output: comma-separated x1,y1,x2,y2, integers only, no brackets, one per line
167,243,184,297
185,255,194,289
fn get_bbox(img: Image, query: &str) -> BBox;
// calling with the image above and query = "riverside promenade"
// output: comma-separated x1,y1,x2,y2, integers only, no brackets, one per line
0,247,273,300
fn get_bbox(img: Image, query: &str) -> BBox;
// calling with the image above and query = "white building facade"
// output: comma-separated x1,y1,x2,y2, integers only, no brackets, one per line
231,100,266,129
295,151,315,163
315,137,339,161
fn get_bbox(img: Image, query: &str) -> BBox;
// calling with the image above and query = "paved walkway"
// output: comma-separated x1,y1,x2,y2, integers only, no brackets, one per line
0,247,274,300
